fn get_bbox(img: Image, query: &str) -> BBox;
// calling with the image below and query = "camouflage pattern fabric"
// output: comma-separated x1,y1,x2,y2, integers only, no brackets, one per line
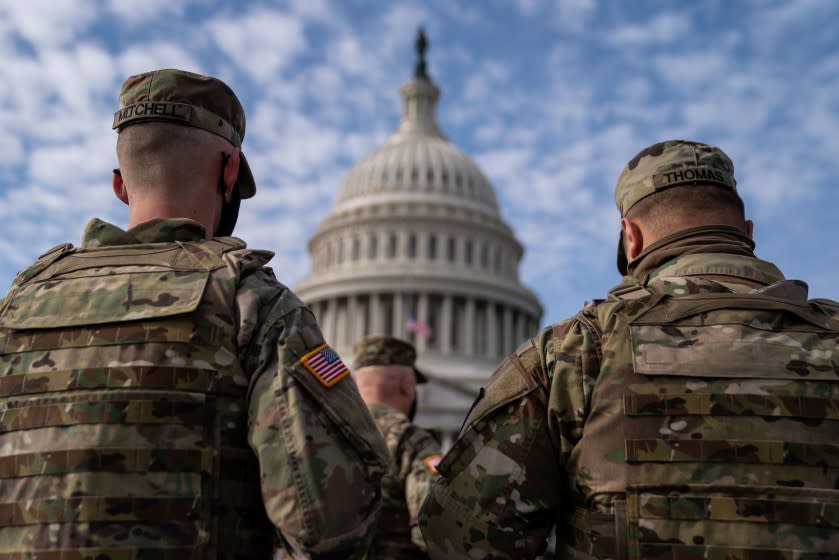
0,218,389,560
365,403,441,560
614,139,738,216
420,238,839,559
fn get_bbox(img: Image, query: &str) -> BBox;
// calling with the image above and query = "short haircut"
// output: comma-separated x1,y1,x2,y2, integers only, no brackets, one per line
116,122,230,193
626,184,747,235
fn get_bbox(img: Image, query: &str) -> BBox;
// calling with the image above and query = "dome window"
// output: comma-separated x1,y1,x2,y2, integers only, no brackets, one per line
480,242,490,269
427,168,434,183
428,235,437,260
408,233,417,258
455,173,462,187
447,236,456,262
369,234,378,259
411,168,419,183
441,171,449,185
464,240,473,266
352,237,361,261
388,233,398,258
395,169,403,183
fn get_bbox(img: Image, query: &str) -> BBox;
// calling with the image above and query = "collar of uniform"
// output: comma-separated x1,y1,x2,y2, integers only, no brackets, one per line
81,218,207,248
628,225,755,280
650,252,785,285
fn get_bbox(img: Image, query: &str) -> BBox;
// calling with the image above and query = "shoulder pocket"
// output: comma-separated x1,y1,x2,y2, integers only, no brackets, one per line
284,327,388,469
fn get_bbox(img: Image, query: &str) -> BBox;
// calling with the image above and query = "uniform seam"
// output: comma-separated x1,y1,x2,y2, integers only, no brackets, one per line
275,378,317,545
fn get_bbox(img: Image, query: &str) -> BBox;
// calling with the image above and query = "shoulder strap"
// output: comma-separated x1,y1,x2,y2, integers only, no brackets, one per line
12,243,75,286
203,236,247,253
174,237,247,269
577,280,661,341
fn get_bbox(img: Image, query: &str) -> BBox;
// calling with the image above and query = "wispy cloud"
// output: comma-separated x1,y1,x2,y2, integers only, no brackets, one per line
207,9,307,83
606,12,690,46
1,0,98,48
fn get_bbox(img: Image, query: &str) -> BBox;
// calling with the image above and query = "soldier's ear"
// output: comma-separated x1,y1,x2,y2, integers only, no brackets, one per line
112,169,129,205
620,217,644,261
223,148,240,197
745,219,754,240
399,370,414,398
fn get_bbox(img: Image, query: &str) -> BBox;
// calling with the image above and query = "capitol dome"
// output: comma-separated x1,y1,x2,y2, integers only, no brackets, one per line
295,30,542,446
334,81,499,216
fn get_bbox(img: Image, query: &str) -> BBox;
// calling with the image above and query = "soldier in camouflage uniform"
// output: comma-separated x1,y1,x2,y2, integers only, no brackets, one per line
353,336,442,560
0,69,389,559
420,140,839,559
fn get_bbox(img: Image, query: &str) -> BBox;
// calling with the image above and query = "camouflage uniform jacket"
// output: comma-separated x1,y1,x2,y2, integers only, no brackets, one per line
420,250,839,559
366,402,441,560
0,218,389,560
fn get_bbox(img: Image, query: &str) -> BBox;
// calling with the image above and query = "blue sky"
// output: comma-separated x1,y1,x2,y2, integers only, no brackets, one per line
1,0,838,324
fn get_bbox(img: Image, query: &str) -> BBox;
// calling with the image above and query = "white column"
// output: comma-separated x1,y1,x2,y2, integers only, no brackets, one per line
347,295,360,346
394,292,406,339
503,306,514,357
440,295,453,354
486,302,498,359
369,293,382,334
464,298,475,357
324,298,337,346
416,292,429,352
336,299,348,349
317,301,328,327
515,310,526,348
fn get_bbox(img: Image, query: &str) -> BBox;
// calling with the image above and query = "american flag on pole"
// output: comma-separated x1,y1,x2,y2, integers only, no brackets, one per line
300,344,349,387
406,313,433,338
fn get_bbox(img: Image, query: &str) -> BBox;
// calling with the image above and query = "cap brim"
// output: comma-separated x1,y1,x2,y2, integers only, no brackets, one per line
238,151,256,199
413,367,428,384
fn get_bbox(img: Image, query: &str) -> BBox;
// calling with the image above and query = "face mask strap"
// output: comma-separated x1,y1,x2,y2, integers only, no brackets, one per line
216,152,241,237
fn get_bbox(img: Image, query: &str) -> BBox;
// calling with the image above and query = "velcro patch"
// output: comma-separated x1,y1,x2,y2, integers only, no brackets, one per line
299,344,349,387
423,454,443,473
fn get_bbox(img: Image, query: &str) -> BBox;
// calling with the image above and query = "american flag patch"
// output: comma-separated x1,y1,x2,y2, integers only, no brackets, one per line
300,344,349,387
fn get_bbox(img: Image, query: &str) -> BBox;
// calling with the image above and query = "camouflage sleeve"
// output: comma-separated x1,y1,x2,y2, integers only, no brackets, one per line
243,273,389,559
419,319,597,560
398,426,443,551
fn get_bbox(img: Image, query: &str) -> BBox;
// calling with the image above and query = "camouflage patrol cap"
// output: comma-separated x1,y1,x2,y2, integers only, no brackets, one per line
615,140,739,274
353,335,428,384
112,69,256,198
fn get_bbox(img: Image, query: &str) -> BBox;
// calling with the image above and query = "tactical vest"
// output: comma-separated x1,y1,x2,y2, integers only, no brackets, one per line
559,277,839,559
0,239,274,559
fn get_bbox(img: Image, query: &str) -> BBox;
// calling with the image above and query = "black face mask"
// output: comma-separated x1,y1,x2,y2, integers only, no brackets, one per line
408,397,418,422
216,152,241,237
